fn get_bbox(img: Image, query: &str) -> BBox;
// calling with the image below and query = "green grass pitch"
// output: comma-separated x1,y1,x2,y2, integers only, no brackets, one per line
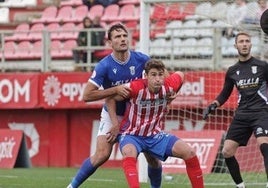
0,167,266,188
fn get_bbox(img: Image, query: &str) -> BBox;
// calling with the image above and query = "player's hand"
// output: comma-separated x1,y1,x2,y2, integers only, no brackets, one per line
106,124,120,143
167,91,177,103
116,85,131,99
203,103,217,120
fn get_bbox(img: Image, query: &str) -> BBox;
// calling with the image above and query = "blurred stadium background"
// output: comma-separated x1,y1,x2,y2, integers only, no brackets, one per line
0,0,268,187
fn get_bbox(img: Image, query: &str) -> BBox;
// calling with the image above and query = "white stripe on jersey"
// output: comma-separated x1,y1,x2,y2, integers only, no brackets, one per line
126,86,170,136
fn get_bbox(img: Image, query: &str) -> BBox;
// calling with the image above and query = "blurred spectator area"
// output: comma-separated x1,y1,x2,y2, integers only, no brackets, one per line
0,0,267,72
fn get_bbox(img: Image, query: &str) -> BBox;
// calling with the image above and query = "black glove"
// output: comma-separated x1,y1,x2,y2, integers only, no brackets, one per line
203,102,217,120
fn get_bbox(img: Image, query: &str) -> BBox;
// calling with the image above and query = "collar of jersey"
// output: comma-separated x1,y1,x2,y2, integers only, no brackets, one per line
111,51,130,65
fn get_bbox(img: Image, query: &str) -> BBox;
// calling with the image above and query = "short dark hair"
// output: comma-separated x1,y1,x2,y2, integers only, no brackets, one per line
144,59,165,74
107,23,128,40
235,32,251,43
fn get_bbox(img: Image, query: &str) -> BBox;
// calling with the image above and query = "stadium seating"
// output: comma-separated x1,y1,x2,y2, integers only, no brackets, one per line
150,20,167,38
101,4,120,22
164,20,183,38
210,2,228,20
187,2,212,20
196,37,213,57
50,40,62,58
60,39,77,58
57,22,78,40
5,23,30,42
172,38,183,57
46,23,61,40
26,23,45,41
150,3,166,21
180,2,196,20
28,40,42,59
15,41,32,59
32,6,58,24
88,4,104,20
180,19,198,38
68,5,88,23
53,6,73,23
196,19,213,37
114,4,138,22
165,3,182,20
180,37,198,57
2,41,16,59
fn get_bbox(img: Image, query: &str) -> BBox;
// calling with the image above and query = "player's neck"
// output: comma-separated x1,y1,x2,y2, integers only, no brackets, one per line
239,55,251,62
112,51,130,63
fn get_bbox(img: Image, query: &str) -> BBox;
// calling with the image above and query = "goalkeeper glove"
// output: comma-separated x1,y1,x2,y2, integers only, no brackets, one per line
203,102,217,120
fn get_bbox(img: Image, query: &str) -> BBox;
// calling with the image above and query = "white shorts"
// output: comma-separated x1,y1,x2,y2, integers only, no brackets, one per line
98,108,123,136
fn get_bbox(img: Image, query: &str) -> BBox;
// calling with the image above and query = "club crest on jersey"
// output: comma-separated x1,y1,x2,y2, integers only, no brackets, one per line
113,68,117,74
236,70,240,75
129,66,135,75
251,66,257,74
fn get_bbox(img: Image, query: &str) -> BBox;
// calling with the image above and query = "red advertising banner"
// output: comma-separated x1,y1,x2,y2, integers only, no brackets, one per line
172,72,238,109
0,73,39,108
0,71,238,109
0,129,23,168
162,130,224,174
39,72,104,109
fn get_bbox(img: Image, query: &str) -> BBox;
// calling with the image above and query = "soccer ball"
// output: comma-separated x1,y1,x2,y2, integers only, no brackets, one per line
260,9,268,35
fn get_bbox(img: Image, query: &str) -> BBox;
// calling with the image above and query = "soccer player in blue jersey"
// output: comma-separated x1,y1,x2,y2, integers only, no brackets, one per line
67,23,162,188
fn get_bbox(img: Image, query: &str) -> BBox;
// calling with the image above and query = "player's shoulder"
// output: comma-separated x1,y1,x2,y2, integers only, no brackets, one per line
130,50,150,61
130,79,146,91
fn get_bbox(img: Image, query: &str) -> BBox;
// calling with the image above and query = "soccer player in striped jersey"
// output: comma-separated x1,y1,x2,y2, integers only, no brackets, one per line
67,24,162,188
106,59,204,188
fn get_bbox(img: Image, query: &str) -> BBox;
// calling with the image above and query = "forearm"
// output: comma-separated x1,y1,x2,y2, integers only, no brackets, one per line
106,97,120,128
83,86,117,102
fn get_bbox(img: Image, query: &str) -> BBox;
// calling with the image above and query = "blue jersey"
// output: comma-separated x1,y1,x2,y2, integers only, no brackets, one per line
89,50,150,115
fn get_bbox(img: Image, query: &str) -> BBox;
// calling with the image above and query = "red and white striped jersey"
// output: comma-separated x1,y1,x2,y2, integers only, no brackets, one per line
120,73,183,136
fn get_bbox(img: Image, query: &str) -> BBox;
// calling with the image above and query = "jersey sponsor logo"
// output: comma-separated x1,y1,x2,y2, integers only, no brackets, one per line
236,77,259,89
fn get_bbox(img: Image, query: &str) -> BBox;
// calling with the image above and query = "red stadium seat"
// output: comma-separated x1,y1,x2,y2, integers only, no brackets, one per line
26,23,45,41
28,40,42,59
88,4,104,20
69,5,88,23
60,39,77,58
101,4,120,22
46,23,60,40
15,41,32,59
180,2,196,20
2,41,16,59
150,3,167,21
50,40,62,58
166,3,183,20
32,6,58,23
57,22,77,40
54,6,73,23
114,4,138,22
5,23,30,42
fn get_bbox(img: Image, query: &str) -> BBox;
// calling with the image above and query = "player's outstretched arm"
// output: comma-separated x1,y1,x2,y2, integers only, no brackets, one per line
83,82,131,102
